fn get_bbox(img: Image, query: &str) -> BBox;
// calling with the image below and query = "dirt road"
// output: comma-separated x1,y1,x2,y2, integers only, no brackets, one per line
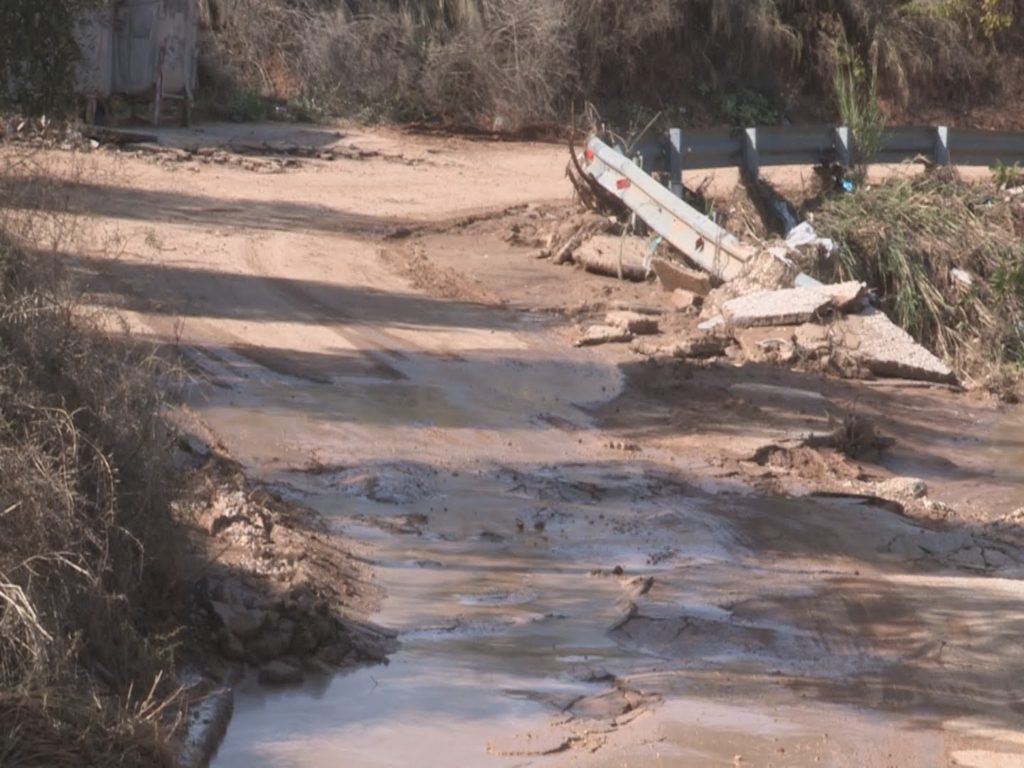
28,124,1024,766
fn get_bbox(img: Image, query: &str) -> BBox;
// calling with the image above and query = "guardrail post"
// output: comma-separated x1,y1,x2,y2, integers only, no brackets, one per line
934,126,951,166
742,128,759,177
668,128,684,198
834,126,852,167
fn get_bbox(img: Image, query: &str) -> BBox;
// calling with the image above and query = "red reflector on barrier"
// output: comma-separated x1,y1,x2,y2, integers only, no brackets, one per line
616,178,630,190
584,148,594,161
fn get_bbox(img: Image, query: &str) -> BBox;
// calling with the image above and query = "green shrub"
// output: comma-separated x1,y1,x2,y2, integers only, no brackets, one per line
0,0,107,115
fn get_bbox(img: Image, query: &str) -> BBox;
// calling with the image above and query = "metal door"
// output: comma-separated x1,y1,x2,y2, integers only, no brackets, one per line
114,0,159,95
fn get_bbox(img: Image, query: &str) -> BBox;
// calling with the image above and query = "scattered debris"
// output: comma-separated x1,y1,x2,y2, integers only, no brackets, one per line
784,221,835,257
875,476,929,501
576,325,634,347
651,258,712,296
184,463,397,676
631,334,731,360
698,316,726,333
950,268,974,288
574,235,651,281
81,125,159,146
539,213,617,264
670,288,701,311
702,245,800,314
835,309,956,383
735,327,796,364
605,310,659,335
793,323,832,357
608,300,663,316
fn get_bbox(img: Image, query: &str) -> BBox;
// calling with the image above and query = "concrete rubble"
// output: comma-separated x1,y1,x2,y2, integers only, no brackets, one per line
670,289,701,311
652,258,711,296
574,235,650,281
631,334,731,359
605,310,659,335
553,182,956,385
835,309,956,383
576,324,633,347
735,327,796,364
720,282,866,328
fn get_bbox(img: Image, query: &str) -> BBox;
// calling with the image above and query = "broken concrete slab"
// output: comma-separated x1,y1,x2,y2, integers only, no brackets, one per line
574,235,650,281
836,309,955,383
819,281,868,311
631,334,730,360
697,315,725,333
576,325,633,347
876,476,928,500
608,300,663,316
735,327,796,364
605,310,659,335
722,287,834,328
670,289,701,311
793,323,831,356
720,281,866,328
651,258,712,296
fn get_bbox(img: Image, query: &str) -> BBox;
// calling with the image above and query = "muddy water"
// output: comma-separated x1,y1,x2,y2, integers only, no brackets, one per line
202,322,1024,767
880,400,1024,515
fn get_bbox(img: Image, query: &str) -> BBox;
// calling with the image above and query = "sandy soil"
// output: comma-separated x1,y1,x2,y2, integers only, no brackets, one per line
12,122,1024,768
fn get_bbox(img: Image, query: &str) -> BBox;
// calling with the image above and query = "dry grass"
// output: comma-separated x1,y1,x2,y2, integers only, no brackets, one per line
198,0,1012,127
814,168,1024,395
0,151,185,766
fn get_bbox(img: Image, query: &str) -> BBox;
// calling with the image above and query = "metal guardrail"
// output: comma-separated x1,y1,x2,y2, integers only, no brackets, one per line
582,125,1023,285
584,136,756,281
628,125,1024,193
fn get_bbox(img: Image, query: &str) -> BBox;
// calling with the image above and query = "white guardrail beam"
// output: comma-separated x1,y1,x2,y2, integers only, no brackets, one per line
584,135,756,281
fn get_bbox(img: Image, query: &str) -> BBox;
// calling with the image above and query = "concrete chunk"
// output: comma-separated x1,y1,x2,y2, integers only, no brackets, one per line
722,287,834,328
679,334,732,358
721,281,866,328
574,235,649,281
698,315,725,332
819,281,868,311
736,327,796,363
836,310,955,383
793,323,831,355
605,310,659,335
575,325,633,347
652,258,712,296
670,289,700,311
630,334,730,359
608,300,663,316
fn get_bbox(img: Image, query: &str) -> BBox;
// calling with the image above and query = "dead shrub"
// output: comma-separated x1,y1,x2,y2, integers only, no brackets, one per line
421,0,574,126
0,151,185,765
197,0,1017,126
294,9,425,121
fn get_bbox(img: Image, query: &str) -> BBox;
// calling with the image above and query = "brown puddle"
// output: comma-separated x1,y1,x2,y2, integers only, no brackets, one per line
191,315,1024,767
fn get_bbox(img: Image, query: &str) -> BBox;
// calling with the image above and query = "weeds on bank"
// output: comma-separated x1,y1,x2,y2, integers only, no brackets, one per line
814,169,1024,396
833,32,886,169
0,152,184,766
992,160,1023,190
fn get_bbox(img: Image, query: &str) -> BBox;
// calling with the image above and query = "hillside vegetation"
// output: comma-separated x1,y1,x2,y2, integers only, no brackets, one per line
200,0,1024,127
